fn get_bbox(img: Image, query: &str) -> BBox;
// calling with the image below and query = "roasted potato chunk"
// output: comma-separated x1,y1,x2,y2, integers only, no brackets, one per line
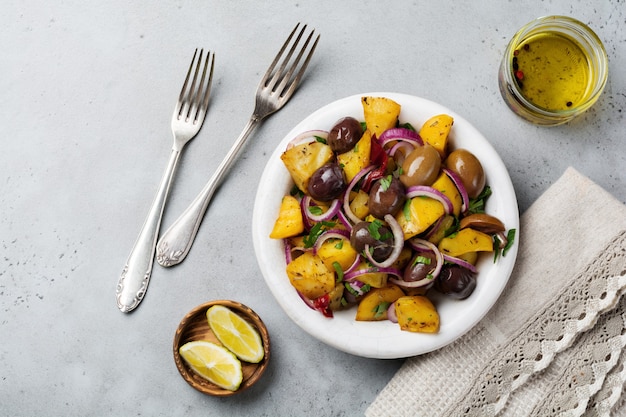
286,251,335,300
270,195,304,239
419,114,453,158
281,141,334,192
394,295,440,333
362,96,401,138
356,285,405,321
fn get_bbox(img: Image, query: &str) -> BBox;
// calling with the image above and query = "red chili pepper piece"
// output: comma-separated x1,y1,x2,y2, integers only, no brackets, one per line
515,70,524,80
313,294,333,318
361,135,388,192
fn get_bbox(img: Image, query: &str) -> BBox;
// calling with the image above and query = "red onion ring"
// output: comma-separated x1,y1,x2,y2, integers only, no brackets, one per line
442,168,469,214
336,209,353,231
363,214,405,268
297,291,316,310
442,254,478,273
388,141,415,165
495,231,508,249
286,130,329,149
406,185,454,215
387,303,398,323
390,238,443,288
424,215,445,240
300,196,314,231
378,127,424,148
344,266,403,282
283,238,293,264
302,196,341,222
345,280,368,296
312,229,350,254
343,254,361,275
342,165,377,225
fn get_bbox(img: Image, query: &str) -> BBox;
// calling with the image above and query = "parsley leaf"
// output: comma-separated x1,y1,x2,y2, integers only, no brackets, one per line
412,255,432,266
368,219,383,240
303,220,336,248
493,228,517,262
332,261,344,282
380,175,392,191
468,186,492,214
502,229,516,257
373,302,391,318
402,199,411,221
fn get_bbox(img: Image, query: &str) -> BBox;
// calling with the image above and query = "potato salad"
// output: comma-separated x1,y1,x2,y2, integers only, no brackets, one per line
269,96,515,333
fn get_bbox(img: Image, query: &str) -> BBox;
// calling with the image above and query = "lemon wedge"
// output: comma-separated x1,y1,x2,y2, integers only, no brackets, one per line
179,340,243,391
207,305,265,363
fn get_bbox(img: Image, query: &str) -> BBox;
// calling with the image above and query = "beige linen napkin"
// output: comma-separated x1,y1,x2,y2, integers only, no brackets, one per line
366,167,626,417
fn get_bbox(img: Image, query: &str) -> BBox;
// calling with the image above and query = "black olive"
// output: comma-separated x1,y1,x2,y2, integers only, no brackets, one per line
435,265,477,300
349,221,394,262
327,117,363,154
307,162,346,201
368,176,406,218
403,252,437,282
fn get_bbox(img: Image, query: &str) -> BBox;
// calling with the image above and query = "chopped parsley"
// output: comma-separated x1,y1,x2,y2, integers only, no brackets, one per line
412,255,432,266
468,186,492,214
315,135,327,144
368,219,384,240
303,220,336,248
380,175,393,191
373,302,391,318
402,199,411,221
399,122,416,131
290,184,304,197
368,219,392,241
493,228,517,262
332,261,344,282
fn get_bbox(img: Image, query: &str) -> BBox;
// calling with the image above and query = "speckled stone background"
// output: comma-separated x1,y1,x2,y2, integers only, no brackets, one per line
1,1,624,416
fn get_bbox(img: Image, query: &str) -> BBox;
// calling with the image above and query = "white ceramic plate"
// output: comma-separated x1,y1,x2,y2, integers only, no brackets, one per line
252,92,519,359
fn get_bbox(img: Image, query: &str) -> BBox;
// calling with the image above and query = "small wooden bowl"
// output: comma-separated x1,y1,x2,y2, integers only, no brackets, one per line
173,300,271,396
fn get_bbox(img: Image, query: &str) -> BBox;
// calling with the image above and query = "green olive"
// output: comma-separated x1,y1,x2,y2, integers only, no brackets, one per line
459,213,505,234
399,144,441,188
444,149,485,198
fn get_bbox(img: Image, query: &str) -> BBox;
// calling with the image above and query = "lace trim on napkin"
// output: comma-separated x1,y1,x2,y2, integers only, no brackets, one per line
586,349,626,416
530,296,626,416
443,230,626,417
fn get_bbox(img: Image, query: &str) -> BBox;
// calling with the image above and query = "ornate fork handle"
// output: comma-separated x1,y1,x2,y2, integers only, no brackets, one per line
116,49,214,313
117,150,181,311
156,117,260,267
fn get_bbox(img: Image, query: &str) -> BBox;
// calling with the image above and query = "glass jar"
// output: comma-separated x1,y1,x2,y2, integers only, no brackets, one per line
498,16,608,126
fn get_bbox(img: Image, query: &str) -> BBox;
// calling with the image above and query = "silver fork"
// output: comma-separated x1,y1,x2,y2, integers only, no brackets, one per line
156,23,319,267
116,49,215,313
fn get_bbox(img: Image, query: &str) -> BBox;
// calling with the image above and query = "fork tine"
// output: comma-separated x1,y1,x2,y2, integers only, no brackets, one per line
275,28,319,99
263,23,319,100
182,49,203,121
198,52,215,120
189,51,215,124
261,23,301,89
175,49,199,118
265,24,306,92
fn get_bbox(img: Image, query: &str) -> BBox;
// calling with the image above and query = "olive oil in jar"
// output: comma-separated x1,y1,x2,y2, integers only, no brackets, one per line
498,16,608,126
513,33,589,111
